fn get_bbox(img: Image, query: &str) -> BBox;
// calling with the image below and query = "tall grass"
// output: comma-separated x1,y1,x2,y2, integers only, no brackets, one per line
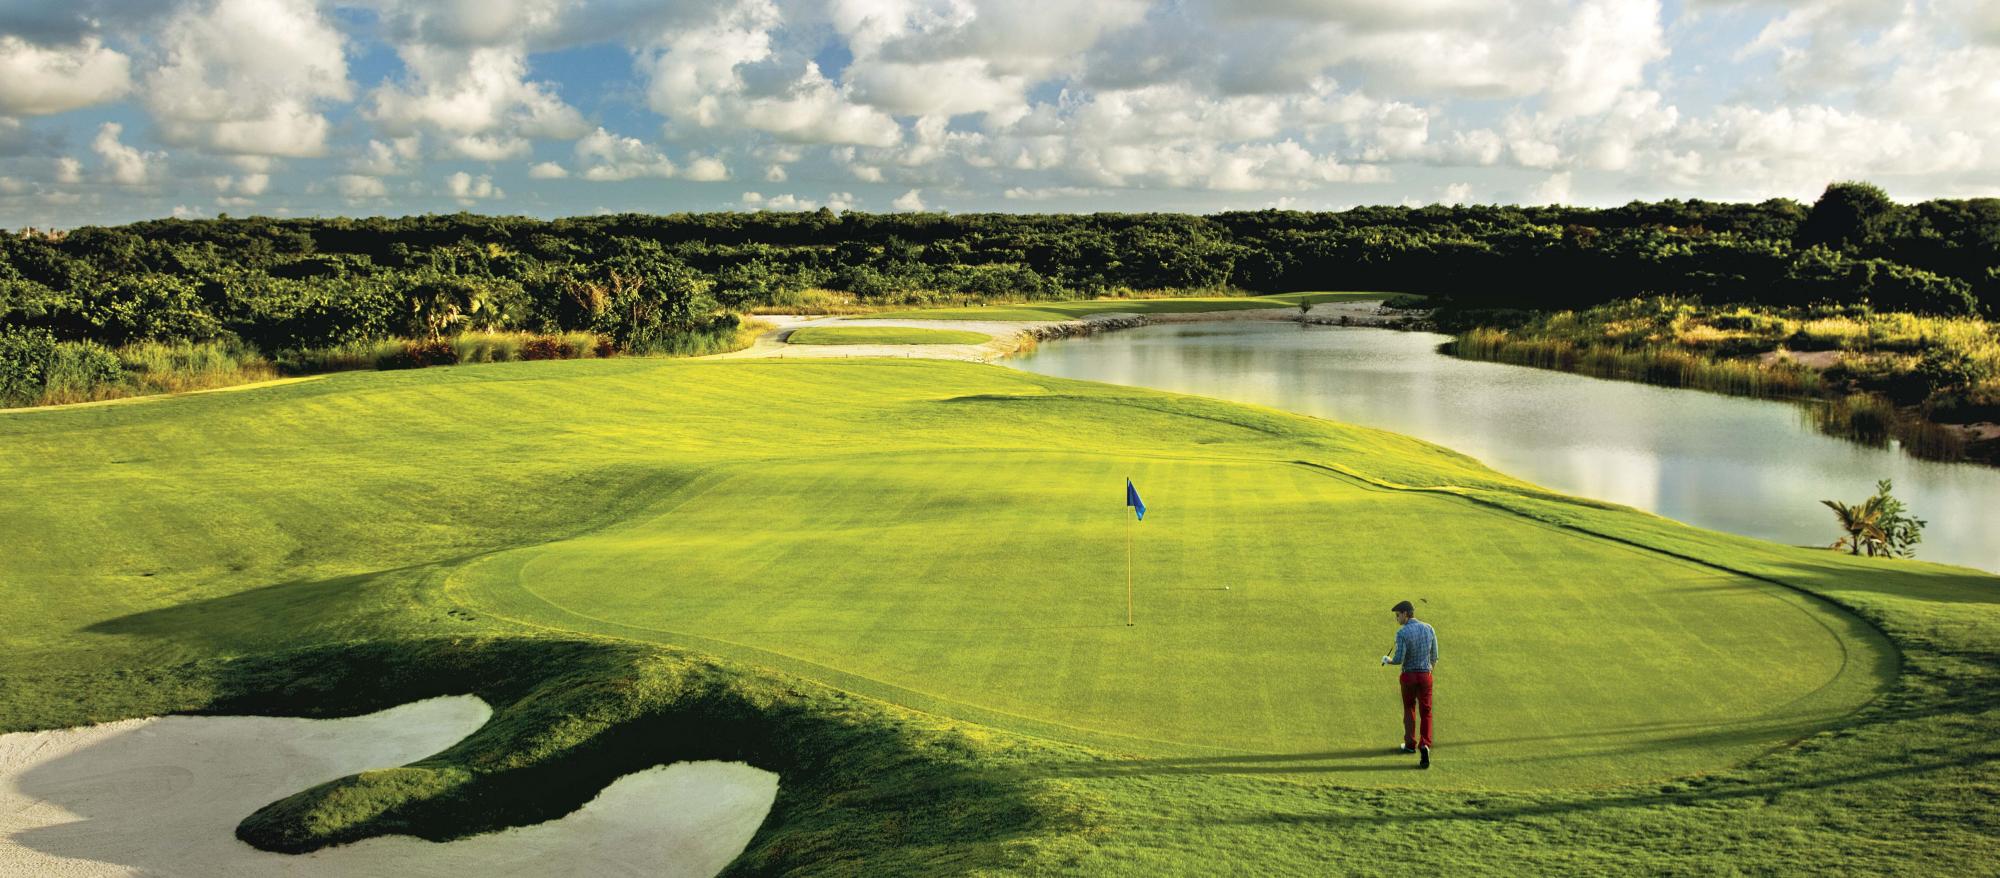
14,339,279,407
748,287,873,315
118,340,278,395
273,339,409,375
1452,328,1821,399
635,317,770,357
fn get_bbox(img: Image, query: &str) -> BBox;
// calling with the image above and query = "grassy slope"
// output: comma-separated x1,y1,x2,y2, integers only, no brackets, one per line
869,291,1398,321
787,326,993,345
0,356,1994,875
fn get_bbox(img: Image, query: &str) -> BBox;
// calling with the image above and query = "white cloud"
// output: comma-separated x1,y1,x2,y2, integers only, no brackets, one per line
367,0,568,49
740,190,855,211
91,122,161,186
1441,182,1472,204
1002,185,1109,200
336,174,389,199
144,0,351,157
740,190,813,210
574,127,677,181
849,58,1029,119
0,36,132,115
368,27,588,159
445,171,503,202
737,64,905,147
1544,0,1666,118
1528,171,1572,205
1667,102,1982,197
350,137,423,176
213,173,271,196
966,81,1394,191
10,0,2000,219
641,0,902,147
837,0,1149,124
682,155,731,181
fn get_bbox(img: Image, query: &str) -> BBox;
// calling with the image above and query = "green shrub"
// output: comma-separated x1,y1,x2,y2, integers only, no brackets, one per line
1916,346,1993,392
39,340,124,404
0,327,58,405
0,327,126,406
521,335,565,360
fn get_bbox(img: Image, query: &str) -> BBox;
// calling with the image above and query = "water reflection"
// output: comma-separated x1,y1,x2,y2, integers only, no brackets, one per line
1011,322,2000,572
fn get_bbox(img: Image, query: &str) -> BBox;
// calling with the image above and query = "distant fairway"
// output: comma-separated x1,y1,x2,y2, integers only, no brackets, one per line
787,326,992,345
868,291,1398,321
7,352,1992,874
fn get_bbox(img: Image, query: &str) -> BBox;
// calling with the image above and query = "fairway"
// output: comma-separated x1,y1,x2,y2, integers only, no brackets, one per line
787,326,993,345
869,291,1399,321
9,353,1979,874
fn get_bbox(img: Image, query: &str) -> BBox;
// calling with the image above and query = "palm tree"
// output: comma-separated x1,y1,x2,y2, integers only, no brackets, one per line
1821,495,1887,556
1822,479,1927,559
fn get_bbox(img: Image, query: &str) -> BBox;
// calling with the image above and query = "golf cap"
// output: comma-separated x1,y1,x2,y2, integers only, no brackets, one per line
1391,600,1414,614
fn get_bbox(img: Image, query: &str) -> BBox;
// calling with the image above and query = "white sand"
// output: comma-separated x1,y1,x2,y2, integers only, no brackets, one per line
0,697,778,878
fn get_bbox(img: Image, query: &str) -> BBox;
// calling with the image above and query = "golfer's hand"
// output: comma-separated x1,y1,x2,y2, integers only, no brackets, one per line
1380,655,1391,666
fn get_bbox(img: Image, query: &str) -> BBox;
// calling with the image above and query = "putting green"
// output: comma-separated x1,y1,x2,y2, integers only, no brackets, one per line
452,452,1890,789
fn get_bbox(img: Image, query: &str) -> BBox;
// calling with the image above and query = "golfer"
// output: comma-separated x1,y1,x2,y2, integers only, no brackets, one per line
1380,599,1438,769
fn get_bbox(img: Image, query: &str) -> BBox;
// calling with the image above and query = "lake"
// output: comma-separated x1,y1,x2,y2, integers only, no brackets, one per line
1011,320,2000,572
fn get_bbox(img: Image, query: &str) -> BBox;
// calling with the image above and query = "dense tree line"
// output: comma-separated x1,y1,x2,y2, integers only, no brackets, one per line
2,182,1994,360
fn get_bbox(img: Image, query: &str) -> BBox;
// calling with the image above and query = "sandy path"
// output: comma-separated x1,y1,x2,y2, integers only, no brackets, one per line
0,697,778,877
711,300,1410,363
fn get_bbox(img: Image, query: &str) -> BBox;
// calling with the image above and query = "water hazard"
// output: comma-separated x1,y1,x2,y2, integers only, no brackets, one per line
1010,320,2000,572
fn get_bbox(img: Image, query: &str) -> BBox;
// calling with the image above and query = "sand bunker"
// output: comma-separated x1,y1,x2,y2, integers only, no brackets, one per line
0,696,778,877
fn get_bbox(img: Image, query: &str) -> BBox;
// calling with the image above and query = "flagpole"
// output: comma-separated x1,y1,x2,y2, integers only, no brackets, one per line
1126,516,1134,627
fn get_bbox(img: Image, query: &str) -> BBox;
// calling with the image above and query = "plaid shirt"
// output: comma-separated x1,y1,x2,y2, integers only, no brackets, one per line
1390,619,1438,673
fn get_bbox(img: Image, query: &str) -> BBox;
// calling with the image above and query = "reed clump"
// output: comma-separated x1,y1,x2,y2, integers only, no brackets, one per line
1452,297,2000,463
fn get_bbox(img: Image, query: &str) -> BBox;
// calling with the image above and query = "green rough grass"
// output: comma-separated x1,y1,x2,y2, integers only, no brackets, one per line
0,354,1994,875
787,326,993,345
871,291,1401,321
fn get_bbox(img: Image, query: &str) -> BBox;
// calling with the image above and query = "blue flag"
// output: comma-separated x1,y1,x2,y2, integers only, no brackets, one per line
1126,478,1146,521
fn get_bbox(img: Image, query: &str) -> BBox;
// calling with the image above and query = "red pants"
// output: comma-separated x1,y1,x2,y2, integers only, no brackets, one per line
1400,671,1434,749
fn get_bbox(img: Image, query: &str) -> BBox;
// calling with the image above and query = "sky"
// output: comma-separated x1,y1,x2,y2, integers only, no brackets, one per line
0,0,1996,228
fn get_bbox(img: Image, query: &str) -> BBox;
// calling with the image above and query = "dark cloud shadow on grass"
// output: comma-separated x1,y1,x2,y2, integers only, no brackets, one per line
80,558,481,652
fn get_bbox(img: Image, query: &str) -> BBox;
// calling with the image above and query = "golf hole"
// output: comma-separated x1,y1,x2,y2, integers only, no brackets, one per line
0,696,779,877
